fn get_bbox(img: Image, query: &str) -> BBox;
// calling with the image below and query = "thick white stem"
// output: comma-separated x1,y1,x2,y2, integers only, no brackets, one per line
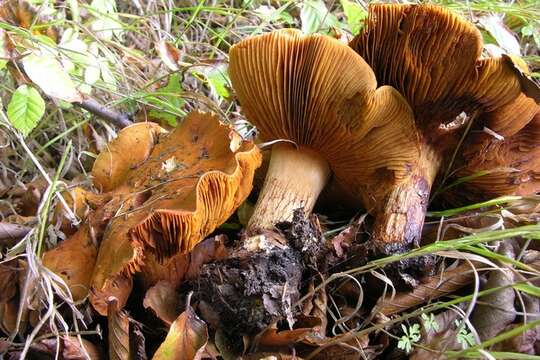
247,143,330,232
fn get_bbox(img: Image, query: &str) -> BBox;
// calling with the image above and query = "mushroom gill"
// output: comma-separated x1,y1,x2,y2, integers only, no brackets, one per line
229,29,419,233
448,94,540,203
349,4,524,253
82,111,260,315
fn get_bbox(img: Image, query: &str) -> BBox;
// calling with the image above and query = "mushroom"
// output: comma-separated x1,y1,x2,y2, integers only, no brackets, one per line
229,29,419,234
194,29,419,335
349,4,523,253
89,111,261,314
447,93,540,203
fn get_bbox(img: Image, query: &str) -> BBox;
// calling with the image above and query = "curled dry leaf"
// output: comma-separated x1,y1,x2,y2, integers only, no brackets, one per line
108,299,132,360
90,111,261,315
12,336,102,360
143,281,180,327
0,0,58,41
0,259,21,334
53,187,106,236
257,316,322,348
152,302,209,360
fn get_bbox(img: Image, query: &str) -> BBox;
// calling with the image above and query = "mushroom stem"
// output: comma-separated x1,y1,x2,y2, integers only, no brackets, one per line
247,143,330,232
372,143,441,254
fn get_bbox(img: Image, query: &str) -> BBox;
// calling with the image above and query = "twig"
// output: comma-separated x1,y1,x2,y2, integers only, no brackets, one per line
75,96,132,129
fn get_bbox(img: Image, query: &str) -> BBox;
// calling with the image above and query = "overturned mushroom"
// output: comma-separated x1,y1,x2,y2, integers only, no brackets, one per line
349,4,524,253
43,111,260,314
229,29,419,233
448,94,540,203
89,111,261,314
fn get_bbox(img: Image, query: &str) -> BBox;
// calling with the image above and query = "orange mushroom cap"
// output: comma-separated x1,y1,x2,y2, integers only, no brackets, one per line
350,4,521,142
89,111,261,314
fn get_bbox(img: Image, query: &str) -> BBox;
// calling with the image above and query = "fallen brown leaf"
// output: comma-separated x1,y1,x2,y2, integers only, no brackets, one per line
152,301,209,360
143,281,181,326
108,298,132,360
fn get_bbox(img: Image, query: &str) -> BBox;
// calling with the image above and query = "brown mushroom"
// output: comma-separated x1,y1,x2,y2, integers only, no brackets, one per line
447,93,540,203
349,4,523,253
229,29,419,234
194,29,419,335
89,111,261,314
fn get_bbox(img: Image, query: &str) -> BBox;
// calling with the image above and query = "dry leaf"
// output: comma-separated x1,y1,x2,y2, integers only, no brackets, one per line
143,281,180,326
152,302,209,360
108,298,132,360
156,41,182,71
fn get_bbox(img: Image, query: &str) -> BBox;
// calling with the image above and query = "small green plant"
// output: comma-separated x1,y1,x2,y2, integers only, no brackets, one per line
455,320,476,349
397,323,421,354
421,312,440,332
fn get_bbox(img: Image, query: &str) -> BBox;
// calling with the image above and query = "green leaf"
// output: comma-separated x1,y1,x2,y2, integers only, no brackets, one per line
300,0,340,34
0,29,7,71
206,67,230,100
22,51,82,103
340,0,367,35
7,85,45,136
147,73,185,126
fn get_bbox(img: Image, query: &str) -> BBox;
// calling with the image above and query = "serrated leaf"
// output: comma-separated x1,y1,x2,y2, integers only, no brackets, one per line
7,85,45,136
340,0,366,35
23,52,82,102
300,0,340,34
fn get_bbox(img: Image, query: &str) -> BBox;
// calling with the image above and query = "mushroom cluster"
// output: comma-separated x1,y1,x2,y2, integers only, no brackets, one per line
229,28,419,236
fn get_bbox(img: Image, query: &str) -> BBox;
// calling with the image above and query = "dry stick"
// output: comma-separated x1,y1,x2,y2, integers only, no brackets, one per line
75,96,132,129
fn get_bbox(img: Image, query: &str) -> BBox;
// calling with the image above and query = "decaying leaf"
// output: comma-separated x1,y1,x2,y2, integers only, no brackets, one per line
10,336,102,360
471,268,516,341
90,111,261,315
152,302,209,360
411,308,465,359
0,259,22,334
108,299,132,360
376,261,482,316
0,0,58,41
143,281,180,326
257,316,322,348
